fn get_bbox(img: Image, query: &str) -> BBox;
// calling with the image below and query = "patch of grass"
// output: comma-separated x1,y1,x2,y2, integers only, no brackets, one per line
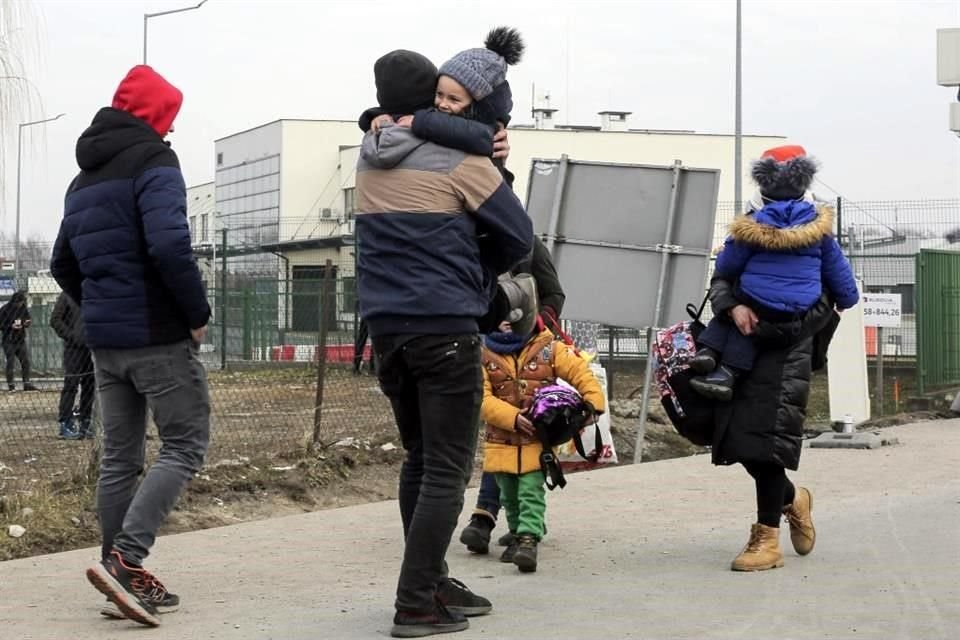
0,439,405,562
0,474,99,562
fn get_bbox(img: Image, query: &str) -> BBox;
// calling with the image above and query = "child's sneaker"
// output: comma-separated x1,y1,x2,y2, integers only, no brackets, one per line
688,347,719,374
86,550,162,627
499,539,518,563
497,531,516,547
690,365,738,402
391,600,468,638
512,534,538,573
459,513,495,555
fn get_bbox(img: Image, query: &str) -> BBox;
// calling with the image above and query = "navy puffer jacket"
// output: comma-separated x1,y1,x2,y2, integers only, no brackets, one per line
51,72,209,349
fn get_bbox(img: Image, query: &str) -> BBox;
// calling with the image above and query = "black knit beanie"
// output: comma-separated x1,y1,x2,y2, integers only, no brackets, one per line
373,50,438,115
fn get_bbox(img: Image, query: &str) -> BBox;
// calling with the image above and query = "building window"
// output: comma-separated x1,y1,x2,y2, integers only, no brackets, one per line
189,216,196,239
291,265,338,332
200,214,209,242
217,152,224,166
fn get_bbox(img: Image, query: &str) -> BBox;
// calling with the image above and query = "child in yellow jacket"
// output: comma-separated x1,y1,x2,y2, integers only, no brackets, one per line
480,320,605,573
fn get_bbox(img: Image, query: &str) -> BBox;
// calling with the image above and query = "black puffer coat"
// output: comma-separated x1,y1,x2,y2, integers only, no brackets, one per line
709,276,838,470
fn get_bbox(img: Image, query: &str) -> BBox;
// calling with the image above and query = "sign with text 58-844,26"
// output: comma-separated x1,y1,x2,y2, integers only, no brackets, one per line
861,293,902,327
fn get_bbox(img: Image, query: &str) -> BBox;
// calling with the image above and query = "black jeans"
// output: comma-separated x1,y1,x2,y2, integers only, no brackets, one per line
743,462,796,528
373,333,483,614
3,341,31,387
59,344,95,422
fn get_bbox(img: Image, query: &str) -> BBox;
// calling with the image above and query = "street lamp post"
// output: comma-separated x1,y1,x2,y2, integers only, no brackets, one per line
15,113,66,283
143,0,209,65
734,0,743,214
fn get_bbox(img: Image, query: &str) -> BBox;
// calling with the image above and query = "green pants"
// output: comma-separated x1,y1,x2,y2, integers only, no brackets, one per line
495,471,546,539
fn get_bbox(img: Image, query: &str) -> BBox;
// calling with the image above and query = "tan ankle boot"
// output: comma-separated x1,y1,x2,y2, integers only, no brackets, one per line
783,487,816,555
731,523,784,571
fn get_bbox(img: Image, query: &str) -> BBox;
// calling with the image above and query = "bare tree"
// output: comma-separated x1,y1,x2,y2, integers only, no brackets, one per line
1,1,43,205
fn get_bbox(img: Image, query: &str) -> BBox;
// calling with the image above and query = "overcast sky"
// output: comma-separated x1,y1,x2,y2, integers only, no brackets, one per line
2,0,958,240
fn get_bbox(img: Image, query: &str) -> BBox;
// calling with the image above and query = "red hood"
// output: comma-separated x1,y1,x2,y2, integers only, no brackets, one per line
111,65,183,137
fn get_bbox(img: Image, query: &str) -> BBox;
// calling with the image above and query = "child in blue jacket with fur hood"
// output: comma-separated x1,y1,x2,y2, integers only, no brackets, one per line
689,145,859,401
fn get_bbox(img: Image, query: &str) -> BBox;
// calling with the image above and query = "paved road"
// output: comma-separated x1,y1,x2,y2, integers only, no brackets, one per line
2,420,958,639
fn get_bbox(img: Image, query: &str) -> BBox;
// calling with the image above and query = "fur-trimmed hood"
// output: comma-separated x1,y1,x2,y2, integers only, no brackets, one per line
729,201,834,250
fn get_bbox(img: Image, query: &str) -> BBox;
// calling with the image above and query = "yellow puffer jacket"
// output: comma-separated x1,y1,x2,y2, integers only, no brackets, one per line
481,329,606,475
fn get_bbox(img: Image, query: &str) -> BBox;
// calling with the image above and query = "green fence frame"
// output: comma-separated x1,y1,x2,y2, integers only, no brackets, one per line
916,249,960,393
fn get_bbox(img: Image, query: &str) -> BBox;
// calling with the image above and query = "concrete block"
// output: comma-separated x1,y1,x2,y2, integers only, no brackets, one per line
808,431,900,449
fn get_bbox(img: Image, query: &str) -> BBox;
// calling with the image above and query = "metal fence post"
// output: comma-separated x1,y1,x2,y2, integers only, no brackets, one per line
312,259,335,447
242,289,252,360
606,325,615,397
220,228,228,370
836,197,843,246
876,326,885,415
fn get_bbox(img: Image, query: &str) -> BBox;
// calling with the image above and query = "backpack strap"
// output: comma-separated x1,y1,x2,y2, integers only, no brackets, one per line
539,449,567,490
572,414,604,463
541,312,582,357
686,290,711,323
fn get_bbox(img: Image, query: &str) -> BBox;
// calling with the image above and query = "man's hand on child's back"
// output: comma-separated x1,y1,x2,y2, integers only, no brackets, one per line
371,114,395,133
493,125,510,160
395,115,414,128
515,413,535,437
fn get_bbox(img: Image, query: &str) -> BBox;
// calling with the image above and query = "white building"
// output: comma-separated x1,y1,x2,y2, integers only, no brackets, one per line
187,181,215,245
210,113,787,346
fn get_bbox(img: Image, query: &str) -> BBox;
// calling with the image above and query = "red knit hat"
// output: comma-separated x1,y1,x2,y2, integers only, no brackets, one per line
761,145,808,163
752,145,818,200
112,65,183,137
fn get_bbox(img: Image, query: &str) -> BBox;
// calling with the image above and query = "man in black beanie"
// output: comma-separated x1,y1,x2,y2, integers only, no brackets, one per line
355,49,533,638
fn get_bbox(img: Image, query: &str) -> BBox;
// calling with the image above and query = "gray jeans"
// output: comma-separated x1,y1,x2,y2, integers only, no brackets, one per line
93,340,210,565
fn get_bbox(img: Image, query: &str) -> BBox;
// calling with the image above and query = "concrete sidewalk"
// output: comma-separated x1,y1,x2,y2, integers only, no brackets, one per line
2,420,958,639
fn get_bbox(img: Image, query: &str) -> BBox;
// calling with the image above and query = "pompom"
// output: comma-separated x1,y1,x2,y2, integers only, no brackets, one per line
485,26,525,66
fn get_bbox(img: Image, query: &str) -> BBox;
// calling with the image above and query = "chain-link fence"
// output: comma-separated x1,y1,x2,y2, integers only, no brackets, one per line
0,230,395,493
2,199,958,491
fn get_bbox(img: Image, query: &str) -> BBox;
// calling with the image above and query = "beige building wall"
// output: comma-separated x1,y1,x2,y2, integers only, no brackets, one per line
279,121,363,240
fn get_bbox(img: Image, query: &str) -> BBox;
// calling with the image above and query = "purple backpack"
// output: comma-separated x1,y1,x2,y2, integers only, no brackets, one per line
529,385,601,490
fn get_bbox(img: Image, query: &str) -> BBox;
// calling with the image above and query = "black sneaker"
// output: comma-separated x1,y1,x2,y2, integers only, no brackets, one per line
391,601,468,638
22,382,38,391
459,514,495,555
497,531,516,547
500,541,518,563
86,550,162,627
688,347,719,374
436,578,492,617
689,365,738,402
512,534,538,573
100,588,180,619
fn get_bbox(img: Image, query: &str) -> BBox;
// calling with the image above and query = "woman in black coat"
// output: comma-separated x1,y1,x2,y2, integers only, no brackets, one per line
708,274,840,571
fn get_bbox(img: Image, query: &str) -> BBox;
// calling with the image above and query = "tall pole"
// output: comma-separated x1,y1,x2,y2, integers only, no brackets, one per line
734,0,743,214
143,0,209,65
15,113,66,284
15,126,23,285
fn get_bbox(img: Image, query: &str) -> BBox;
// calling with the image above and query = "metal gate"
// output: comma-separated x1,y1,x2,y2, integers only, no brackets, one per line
916,249,960,393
